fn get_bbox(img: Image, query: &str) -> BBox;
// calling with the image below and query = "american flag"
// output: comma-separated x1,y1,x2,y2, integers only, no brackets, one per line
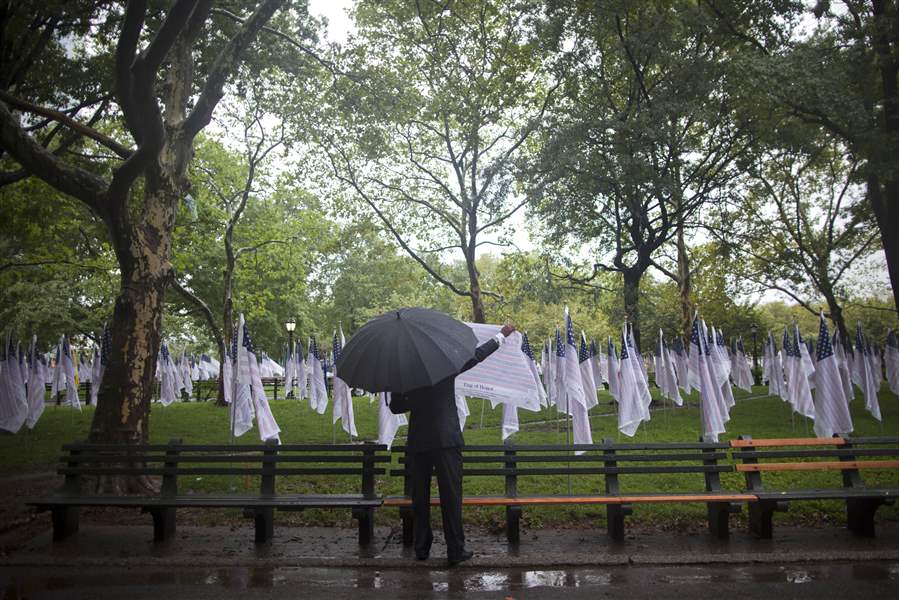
578,333,590,363
816,314,833,360
555,328,564,358
888,329,898,349
590,339,598,357
782,329,794,358
231,323,239,361
242,322,256,355
813,313,853,437
620,331,630,359
690,315,703,355
332,330,342,362
520,331,535,360
607,336,616,356
565,309,576,347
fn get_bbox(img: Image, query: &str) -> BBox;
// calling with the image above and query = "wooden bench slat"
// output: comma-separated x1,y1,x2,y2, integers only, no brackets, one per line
731,448,899,460
58,467,386,476
730,437,846,448
400,452,730,464
28,495,383,508
736,460,899,472
392,442,729,452
61,454,391,464
62,443,387,452
752,488,899,501
383,493,757,507
388,465,733,477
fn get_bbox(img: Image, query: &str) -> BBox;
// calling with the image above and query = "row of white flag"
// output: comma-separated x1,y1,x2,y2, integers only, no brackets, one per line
3,312,896,447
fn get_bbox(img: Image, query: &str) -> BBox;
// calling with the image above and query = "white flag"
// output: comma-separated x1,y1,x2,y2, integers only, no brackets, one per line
232,314,281,442
26,336,45,429
0,335,28,433
690,316,727,442
331,327,357,438
885,329,899,395
379,392,407,449
853,323,881,421
618,329,651,437
812,314,853,438
308,337,328,415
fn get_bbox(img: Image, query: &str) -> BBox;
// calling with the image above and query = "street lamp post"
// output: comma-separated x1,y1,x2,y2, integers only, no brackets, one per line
750,323,759,385
285,318,296,398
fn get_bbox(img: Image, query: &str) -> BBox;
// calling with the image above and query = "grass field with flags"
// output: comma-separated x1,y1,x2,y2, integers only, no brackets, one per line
3,385,898,532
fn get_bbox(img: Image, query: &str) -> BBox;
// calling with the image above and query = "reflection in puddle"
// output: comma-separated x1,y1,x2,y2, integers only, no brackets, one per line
785,569,813,584
523,570,569,588
463,571,509,592
3,562,899,597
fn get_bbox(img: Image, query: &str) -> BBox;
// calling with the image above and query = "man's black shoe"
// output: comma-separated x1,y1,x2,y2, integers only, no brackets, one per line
447,550,473,567
415,552,429,561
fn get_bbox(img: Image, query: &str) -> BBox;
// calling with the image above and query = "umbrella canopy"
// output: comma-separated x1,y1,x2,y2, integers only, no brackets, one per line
336,307,478,394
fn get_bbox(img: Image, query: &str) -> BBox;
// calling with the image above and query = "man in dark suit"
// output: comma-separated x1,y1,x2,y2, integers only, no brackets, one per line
389,323,516,566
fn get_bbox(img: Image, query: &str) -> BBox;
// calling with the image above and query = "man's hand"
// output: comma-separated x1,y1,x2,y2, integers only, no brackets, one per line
500,324,517,337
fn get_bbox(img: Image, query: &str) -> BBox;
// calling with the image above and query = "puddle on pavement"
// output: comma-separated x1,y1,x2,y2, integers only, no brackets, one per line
2,562,898,597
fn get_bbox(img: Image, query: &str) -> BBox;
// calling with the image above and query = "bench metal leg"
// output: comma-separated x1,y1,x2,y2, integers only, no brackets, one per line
51,506,79,541
748,500,778,539
400,506,414,546
353,507,374,546
254,508,274,544
606,504,630,542
707,502,732,539
846,498,883,537
506,506,521,545
149,508,176,542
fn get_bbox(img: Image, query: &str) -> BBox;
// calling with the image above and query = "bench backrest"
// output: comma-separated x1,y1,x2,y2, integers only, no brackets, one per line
57,440,389,498
391,440,733,497
731,435,899,491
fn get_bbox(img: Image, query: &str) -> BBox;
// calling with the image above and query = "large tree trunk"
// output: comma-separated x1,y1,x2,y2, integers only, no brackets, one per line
822,286,850,344
90,191,176,445
869,0,899,314
465,252,486,323
676,218,693,341
622,268,642,351
868,174,899,315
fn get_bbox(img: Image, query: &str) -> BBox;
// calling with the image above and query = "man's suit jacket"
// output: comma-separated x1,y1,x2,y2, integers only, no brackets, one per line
388,338,500,452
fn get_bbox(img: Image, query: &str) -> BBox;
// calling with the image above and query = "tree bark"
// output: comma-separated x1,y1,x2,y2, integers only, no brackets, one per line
676,216,693,341
822,288,850,344
868,174,899,315
868,0,899,314
622,268,642,351
467,258,486,323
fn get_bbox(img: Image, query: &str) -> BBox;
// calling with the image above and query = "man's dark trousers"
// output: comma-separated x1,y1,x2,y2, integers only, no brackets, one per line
410,446,464,559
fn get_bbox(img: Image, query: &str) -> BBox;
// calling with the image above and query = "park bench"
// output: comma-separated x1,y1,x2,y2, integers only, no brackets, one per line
27,440,389,545
731,435,899,538
384,440,753,543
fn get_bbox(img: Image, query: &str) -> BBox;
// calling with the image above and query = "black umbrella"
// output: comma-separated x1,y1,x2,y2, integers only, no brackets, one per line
335,307,478,394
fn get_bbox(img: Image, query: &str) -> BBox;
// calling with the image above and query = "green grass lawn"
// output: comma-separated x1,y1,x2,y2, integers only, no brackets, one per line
2,385,897,531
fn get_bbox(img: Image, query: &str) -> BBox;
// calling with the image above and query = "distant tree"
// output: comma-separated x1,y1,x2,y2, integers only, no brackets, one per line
714,137,879,342
529,1,752,348
317,0,559,323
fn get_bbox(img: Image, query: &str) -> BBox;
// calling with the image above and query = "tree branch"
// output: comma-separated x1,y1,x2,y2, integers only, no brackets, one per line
0,101,108,211
0,90,132,159
182,0,285,140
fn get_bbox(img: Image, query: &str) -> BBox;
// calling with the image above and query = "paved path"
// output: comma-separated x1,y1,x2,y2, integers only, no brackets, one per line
3,561,899,599
3,523,899,598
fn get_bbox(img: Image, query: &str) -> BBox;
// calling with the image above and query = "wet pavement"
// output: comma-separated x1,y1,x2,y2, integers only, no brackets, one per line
3,562,899,599
3,523,899,598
